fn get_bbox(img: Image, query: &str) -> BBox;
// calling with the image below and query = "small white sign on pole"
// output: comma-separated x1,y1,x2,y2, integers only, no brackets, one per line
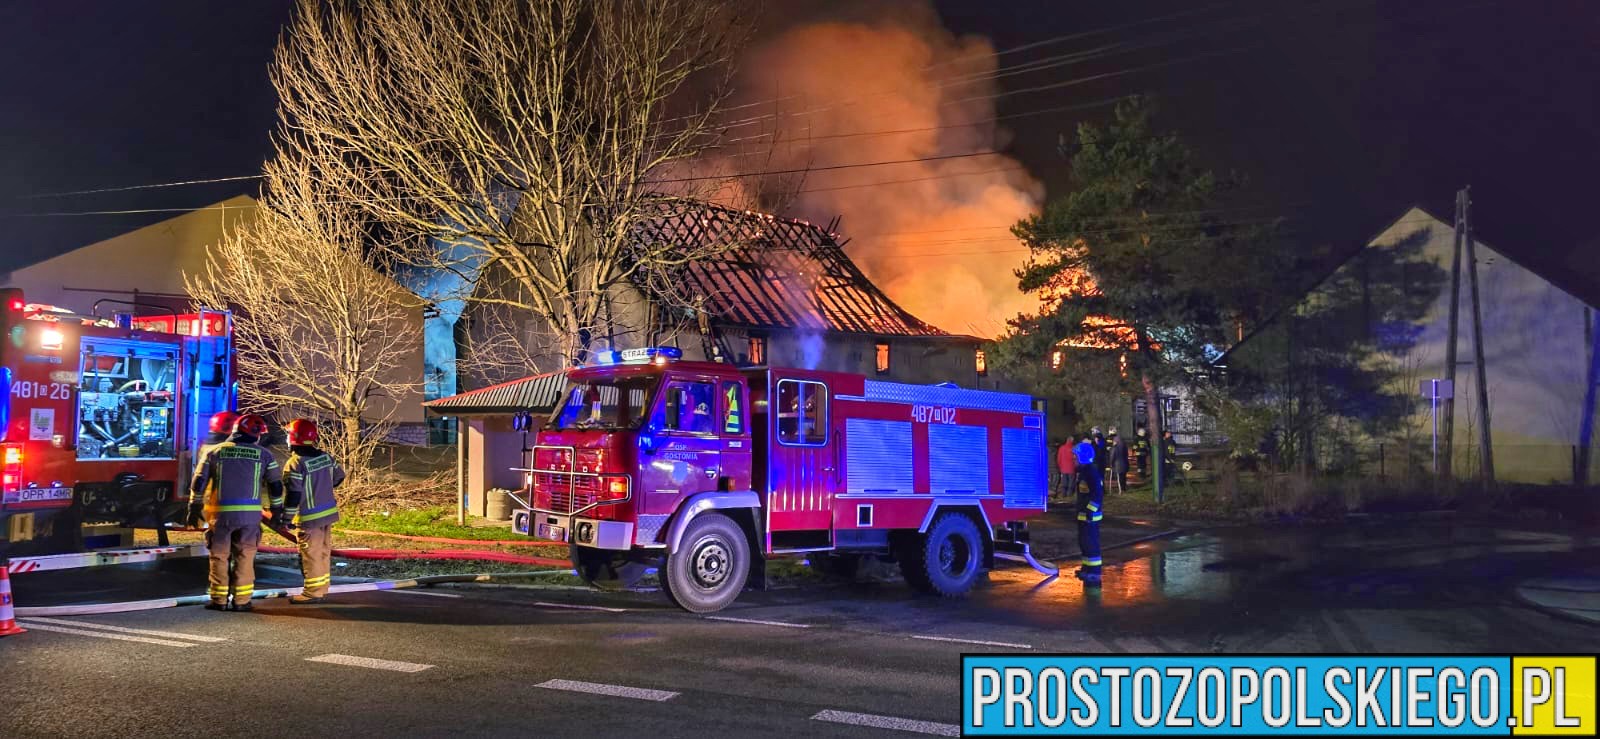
1421,379,1454,476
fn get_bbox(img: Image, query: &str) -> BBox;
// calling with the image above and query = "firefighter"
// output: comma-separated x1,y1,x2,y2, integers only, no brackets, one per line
1134,428,1151,478
1091,427,1108,480
281,419,345,604
1161,430,1179,482
1072,433,1104,583
187,413,283,612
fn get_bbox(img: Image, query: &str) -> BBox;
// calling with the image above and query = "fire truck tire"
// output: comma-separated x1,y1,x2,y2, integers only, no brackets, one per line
900,513,982,598
663,513,749,613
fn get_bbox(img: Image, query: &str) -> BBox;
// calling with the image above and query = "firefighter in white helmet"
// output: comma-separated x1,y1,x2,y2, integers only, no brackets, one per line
282,419,346,604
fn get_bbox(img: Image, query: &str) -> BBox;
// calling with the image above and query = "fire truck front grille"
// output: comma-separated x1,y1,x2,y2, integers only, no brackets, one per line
534,473,600,513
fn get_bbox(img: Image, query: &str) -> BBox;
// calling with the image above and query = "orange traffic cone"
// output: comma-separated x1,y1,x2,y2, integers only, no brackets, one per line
0,560,24,637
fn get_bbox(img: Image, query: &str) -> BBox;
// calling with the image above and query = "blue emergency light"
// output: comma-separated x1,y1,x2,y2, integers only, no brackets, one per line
589,346,683,366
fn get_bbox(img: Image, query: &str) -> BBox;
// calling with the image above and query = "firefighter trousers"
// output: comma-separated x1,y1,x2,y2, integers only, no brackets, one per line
1076,470,1104,571
206,523,260,605
297,524,333,597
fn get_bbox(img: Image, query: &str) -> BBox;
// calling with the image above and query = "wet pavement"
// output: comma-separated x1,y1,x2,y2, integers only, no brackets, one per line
8,518,1599,738
12,516,1600,653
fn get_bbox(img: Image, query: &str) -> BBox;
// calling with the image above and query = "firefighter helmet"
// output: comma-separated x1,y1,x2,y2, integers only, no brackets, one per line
286,418,319,446
233,414,269,438
208,410,240,435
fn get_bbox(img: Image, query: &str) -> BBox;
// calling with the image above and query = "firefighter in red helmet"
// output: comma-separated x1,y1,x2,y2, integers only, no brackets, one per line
188,413,283,611
282,419,345,604
189,411,241,515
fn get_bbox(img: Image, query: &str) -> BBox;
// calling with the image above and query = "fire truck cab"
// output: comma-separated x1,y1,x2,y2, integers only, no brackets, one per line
0,289,234,555
516,347,1051,613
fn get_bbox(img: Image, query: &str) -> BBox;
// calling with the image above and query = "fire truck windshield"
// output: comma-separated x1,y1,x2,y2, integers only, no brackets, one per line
550,377,656,431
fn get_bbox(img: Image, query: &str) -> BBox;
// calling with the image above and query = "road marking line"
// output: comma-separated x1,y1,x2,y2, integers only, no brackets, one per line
910,634,1031,649
305,653,435,673
16,621,197,648
384,589,462,598
529,601,629,613
703,615,812,629
811,709,960,736
535,679,678,702
21,616,228,642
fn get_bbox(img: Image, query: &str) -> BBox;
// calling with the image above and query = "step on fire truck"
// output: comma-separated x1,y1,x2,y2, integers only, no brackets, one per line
513,347,1057,613
0,289,234,556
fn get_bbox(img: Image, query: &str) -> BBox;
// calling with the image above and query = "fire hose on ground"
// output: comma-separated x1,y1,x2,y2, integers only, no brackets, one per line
11,570,574,617
257,544,569,567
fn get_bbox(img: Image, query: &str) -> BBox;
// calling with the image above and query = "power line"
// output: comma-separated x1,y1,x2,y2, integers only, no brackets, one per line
25,174,263,200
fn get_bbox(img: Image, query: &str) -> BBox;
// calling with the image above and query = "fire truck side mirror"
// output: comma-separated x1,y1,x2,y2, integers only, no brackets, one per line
637,422,661,455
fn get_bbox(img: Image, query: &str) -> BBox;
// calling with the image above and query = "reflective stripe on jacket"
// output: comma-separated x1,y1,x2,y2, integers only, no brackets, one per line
285,449,345,527
191,438,283,524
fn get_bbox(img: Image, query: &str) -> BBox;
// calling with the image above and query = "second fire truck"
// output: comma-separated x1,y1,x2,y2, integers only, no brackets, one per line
0,289,234,556
515,347,1054,613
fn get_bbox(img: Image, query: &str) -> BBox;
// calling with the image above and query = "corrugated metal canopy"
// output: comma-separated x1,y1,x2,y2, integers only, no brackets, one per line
636,203,948,337
423,372,567,416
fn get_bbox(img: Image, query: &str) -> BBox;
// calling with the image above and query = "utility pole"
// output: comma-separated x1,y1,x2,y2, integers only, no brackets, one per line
1442,190,1465,480
1463,187,1496,486
1577,309,1598,486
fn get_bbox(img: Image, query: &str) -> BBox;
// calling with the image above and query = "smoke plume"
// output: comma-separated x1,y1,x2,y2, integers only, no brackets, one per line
728,1,1044,338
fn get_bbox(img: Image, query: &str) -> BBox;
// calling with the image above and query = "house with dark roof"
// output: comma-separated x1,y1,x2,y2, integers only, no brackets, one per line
428,202,1009,516
444,202,997,395
1217,205,1597,483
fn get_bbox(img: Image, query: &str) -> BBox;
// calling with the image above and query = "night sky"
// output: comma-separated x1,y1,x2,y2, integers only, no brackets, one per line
2,0,1596,304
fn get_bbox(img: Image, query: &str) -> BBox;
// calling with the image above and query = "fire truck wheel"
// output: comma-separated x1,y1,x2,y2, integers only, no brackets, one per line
663,513,750,613
901,513,982,598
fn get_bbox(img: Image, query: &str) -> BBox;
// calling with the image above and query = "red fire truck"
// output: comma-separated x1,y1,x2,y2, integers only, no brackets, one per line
514,346,1056,613
0,289,234,556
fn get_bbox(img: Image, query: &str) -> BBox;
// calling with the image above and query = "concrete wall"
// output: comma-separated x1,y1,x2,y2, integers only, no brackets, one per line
463,416,535,517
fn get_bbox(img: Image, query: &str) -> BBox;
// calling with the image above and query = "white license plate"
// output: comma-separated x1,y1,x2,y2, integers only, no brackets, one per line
536,522,567,542
2,486,74,504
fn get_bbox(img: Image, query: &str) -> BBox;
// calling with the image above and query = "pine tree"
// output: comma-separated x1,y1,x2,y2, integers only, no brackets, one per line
1004,97,1285,501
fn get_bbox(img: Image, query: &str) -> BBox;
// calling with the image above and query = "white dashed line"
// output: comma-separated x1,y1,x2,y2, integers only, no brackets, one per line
529,601,629,613
21,616,228,642
702,615,813,629
384,589,463,598
535,679,678,702
909,634,1032,649
17,621,197,648
305,653,435,673
810,709,960,736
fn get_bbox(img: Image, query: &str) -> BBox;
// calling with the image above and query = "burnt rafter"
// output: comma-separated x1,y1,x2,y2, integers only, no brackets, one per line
634,201,946,337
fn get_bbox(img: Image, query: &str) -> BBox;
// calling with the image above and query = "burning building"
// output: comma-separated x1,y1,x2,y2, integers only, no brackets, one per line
429,202,1011,516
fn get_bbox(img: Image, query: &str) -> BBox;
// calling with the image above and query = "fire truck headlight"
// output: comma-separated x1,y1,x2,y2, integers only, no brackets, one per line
577,522,594,543
40,328,64,350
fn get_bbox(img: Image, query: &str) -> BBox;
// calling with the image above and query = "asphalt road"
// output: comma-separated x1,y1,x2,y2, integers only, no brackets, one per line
4,519,1599,738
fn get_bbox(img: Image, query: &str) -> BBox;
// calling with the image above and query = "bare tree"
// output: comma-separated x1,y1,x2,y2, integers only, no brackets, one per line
186,153,423,480
272,0,757,369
